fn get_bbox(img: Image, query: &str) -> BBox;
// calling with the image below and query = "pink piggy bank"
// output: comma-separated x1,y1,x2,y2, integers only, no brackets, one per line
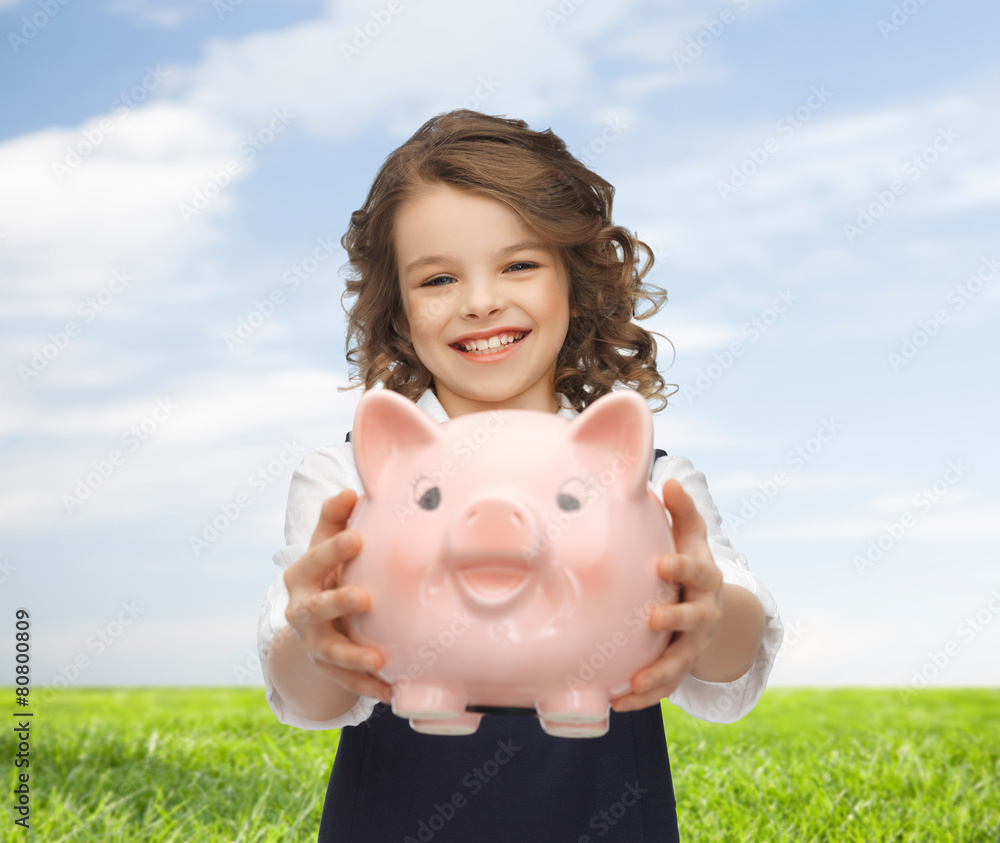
342,388,677,738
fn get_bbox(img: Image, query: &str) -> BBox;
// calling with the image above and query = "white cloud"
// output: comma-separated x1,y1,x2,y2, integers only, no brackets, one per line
0,368,361,532
737,502,1000,543
0,101,245,313
165,0,800,146
646,310,742,356
172,2,593,137
622,94,1000,274
711,471,892,496
104,0,195,28
906,505,1000,541
652,412,740,452
768,608,1000,686
17,612,264,687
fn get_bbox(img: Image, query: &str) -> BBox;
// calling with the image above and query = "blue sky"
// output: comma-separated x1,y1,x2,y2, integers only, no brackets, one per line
1,0,998,698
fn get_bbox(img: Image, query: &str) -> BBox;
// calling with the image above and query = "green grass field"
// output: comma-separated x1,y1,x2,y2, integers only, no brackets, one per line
0,688,996,842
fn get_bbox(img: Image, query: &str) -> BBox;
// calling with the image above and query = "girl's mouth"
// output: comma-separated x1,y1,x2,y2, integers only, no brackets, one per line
450,331,529,360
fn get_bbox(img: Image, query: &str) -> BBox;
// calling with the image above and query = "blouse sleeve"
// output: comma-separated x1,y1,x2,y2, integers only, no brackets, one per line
256,444,381,730
652,455,784,723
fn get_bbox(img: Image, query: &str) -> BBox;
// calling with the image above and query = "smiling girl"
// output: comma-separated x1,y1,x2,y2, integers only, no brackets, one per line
258,109,783,842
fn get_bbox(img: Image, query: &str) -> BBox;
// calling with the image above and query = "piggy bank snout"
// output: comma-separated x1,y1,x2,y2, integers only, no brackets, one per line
448,497,534,561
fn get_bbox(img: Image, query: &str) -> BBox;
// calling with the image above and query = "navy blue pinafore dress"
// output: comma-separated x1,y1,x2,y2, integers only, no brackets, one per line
317,434,677,842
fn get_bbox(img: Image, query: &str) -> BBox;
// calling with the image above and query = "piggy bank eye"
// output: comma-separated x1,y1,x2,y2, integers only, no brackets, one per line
412,475,441,511
556,477,588,512
418,487,441,510
557,493,580,512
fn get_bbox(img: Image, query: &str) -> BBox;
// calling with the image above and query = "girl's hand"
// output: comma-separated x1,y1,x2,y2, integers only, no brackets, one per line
283,489,393,705
611,479,723,713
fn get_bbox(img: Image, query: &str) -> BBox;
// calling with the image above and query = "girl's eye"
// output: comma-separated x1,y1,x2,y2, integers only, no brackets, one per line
421,275,455,287
420,263,536,287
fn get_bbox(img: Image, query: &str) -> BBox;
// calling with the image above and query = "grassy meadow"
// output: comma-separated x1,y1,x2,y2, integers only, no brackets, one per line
0,687,996,842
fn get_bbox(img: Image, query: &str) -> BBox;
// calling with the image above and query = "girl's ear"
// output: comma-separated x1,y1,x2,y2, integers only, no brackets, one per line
395,310,410,341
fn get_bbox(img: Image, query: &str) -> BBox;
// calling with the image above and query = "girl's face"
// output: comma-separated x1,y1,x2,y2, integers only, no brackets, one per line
394,183,574,418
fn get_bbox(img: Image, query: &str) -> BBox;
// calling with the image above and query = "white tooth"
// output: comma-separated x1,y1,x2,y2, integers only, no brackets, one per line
459,332,523,352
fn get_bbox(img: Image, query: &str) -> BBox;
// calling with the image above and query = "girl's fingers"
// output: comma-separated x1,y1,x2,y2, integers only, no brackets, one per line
639,636,700,689
312,661,392,705
277,491,391,703
661,479,707,554
286,581,370,627
658,552,723,594
314,632,384,674
285,529,362,593
309,489,359,547
612,637,701,711
304,629,391,703
650,597,722,633
286,579,385,671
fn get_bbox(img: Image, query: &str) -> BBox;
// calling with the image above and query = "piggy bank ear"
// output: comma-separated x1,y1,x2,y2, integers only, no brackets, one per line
566,390,653,500
351,390,442,497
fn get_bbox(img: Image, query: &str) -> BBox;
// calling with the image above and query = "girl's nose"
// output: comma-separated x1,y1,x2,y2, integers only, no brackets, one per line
461,277,505,318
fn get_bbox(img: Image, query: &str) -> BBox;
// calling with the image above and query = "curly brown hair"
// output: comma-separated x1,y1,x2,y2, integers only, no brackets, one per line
336,109,676,412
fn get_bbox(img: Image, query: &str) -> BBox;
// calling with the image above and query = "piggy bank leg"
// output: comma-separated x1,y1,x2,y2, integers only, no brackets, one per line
410,711,483,736
536,688,611,738
538,716,610,739
392,681,467,721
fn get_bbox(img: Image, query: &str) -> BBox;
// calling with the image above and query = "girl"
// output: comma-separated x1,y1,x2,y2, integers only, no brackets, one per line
258,109,783,841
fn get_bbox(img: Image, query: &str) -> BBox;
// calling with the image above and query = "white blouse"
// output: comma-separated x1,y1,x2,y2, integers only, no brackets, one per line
257,388,784,730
